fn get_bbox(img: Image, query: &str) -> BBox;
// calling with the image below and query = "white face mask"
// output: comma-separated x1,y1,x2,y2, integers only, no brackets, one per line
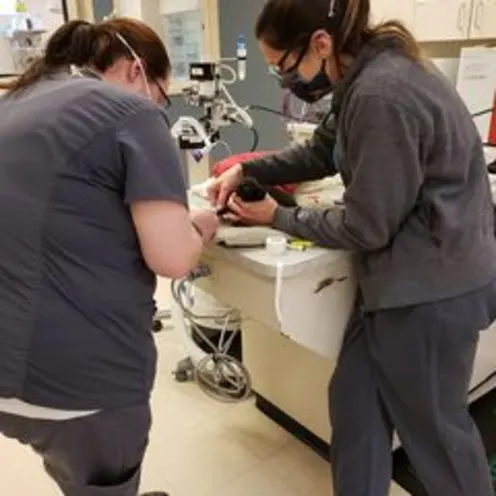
114,32,153,100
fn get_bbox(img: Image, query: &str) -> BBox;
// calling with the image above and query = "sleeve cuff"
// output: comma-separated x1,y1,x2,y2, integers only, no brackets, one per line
272,206,298,234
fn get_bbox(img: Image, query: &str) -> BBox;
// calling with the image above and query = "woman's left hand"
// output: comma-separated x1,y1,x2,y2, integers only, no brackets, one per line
225,193,279,226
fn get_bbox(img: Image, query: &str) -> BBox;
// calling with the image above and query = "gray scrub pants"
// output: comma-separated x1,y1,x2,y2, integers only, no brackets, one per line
0,403,150,496
329,282,496,496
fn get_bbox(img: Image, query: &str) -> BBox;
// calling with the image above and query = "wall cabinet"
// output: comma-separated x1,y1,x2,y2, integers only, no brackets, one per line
414,0,471,41
469,0,496,39
370,0,496,42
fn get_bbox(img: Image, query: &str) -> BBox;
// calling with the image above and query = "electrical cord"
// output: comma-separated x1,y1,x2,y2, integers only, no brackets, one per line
246,104,294,119
219,64,237,85
211,140,233,159
249,125,259,152
248,103,494,121
275,261,284,326
469,370,496,396
248,103,493,120
170,277,251,403
471,107,495,118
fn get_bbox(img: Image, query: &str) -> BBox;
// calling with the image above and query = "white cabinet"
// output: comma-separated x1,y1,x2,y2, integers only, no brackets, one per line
414,0,471,41
469,0,496,39
370,0,415,29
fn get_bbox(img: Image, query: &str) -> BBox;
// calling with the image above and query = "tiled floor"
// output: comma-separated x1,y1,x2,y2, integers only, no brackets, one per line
0,281,409,495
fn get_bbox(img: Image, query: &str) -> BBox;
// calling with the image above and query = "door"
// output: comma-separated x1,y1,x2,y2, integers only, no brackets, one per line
469,0,496,39
414,0,471,41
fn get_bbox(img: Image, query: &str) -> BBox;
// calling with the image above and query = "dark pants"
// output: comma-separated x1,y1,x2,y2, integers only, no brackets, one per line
0,403,151,496
329,283,496,496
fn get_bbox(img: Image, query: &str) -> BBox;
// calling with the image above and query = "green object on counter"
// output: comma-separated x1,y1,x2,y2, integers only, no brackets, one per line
15,1,28,13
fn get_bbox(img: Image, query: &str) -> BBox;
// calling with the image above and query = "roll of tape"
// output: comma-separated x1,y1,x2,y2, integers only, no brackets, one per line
265,235,287,256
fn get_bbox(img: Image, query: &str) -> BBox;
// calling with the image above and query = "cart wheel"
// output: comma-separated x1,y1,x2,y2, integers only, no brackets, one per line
174,357,194,383
152,320,163,333
174,369,190,382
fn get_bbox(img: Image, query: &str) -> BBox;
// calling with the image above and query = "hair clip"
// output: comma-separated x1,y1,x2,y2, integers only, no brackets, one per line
69,64,83,77
328,0,337,18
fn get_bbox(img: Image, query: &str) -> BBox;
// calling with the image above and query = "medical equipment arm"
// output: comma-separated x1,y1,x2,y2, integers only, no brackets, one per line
270,96,423,251
242,118,338,185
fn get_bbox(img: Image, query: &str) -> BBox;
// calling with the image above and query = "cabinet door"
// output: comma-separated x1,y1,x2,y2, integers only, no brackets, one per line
469,0,496,39
370,0,416,29
414,0,471,41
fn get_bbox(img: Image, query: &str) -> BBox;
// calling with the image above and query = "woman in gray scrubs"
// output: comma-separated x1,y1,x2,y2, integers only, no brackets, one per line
208,0,496,495
0,17,217,496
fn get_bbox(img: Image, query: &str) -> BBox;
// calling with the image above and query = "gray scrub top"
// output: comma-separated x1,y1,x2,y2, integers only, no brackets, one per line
0,73,186,410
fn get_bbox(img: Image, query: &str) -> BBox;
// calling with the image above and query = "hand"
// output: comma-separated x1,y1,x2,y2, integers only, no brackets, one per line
207,164,244,209
190,209,220,243
224,194,279,226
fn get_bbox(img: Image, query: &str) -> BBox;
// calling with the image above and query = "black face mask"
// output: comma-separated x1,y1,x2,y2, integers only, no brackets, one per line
279,60,334,104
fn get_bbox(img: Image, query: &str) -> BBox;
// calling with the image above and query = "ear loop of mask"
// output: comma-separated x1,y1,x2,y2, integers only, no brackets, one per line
114,32,153,100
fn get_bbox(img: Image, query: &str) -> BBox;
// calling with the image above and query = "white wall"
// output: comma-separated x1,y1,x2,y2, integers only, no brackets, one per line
432,56,460,84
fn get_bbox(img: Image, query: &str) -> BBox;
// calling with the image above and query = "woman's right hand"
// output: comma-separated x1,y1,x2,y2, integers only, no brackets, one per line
207,163,244,209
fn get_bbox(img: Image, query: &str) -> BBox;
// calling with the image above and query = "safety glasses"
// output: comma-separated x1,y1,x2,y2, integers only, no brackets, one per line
156,80,172,110
267,36,311,86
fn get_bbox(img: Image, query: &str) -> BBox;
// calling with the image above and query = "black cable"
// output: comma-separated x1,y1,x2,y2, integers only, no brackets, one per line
469,371,496,396
246,104,290,118
249,126,260,152
472,107,495,118
249,104,494,120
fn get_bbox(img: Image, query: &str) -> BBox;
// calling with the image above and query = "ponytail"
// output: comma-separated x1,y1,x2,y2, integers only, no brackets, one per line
362,21,422,63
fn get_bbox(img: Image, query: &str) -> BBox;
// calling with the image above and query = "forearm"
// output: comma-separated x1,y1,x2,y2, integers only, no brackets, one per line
272,206,382,252
242,125,338,185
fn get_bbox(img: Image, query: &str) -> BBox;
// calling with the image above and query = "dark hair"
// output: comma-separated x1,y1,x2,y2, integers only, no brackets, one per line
0,17,171,93
255,0,422,65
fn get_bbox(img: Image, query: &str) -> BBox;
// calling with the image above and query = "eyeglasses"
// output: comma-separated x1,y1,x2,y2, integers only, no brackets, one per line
156,80,172,109
267,35,311,82
268,43,309,87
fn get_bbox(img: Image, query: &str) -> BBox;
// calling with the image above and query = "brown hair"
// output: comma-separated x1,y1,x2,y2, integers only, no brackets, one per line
255,0,422,65
0,17,171,93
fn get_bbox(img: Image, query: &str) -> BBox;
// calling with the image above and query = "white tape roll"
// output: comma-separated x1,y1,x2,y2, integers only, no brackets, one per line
265,235,287,256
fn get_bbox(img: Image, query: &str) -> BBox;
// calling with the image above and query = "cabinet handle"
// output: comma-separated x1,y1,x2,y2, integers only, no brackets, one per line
457,2,467,33
474,1,483,30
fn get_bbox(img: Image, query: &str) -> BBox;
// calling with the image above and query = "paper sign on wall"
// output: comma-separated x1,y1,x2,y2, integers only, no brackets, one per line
456,46,496,143
161,0,203,81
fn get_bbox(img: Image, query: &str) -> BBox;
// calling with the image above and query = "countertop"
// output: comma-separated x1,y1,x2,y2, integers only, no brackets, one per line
189,191,351,280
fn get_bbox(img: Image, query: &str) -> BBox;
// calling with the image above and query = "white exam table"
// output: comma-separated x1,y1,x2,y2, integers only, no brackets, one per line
188,178,496,447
